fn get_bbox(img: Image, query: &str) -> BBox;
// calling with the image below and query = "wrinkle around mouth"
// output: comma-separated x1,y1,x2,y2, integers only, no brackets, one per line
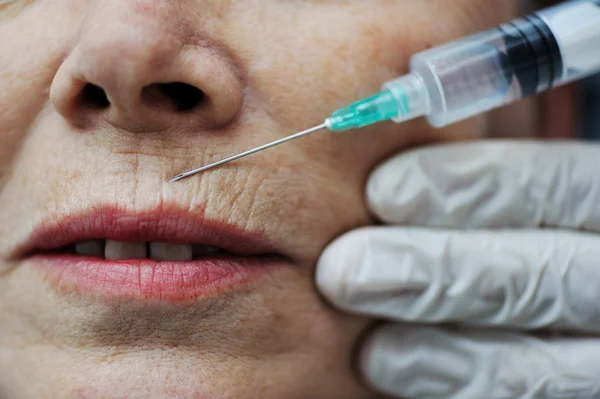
104,130,231,166
6,147,329,266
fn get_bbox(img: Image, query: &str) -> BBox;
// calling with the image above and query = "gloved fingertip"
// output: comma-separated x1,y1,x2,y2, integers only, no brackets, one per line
365,154,410,223
315,235,351,304
360,325,476,399
315,229,369,308
359,325,418,397
358,325,392,385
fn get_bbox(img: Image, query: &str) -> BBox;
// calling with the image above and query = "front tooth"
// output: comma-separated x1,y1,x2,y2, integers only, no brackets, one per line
105,240,147,260
75,240,105,257
149,242,192,261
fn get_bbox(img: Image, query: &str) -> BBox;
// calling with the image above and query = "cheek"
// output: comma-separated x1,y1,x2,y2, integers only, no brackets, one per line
230,0,518,121
219,0,519,176
0,1,86,183
212,3,413,202
234,3,409,126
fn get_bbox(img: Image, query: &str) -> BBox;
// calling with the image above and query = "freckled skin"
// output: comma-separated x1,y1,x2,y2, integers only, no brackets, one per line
0,0,556,398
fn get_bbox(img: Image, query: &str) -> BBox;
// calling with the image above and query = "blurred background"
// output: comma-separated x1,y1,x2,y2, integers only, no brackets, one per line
532,0,600,139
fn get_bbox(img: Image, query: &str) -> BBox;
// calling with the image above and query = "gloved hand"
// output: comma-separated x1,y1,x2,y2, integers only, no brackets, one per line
316,141,600,399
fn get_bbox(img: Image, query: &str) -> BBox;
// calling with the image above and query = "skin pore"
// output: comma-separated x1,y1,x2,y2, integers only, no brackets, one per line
0,0,573,398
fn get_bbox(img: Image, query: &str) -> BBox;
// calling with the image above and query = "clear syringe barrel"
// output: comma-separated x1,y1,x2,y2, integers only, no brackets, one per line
383,0,600,128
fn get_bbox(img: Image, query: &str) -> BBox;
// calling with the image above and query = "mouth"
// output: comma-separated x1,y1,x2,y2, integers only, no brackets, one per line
17,205,290,302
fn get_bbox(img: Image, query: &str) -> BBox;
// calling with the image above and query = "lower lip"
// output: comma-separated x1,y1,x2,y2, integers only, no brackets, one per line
34,254,284,301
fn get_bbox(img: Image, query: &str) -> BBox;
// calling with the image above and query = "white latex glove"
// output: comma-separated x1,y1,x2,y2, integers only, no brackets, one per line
316,141,600,399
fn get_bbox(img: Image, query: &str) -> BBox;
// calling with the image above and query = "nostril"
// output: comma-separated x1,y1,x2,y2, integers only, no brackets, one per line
143,82,205,112
79,84,110,109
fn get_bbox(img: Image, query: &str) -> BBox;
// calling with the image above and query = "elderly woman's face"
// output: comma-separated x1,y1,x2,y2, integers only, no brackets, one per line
0,1,518,397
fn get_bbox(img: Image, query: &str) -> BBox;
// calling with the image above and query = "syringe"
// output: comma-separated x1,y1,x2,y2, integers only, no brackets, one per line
170,0,600,182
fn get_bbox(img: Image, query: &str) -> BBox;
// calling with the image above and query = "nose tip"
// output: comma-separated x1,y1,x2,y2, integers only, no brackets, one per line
50,4,243,133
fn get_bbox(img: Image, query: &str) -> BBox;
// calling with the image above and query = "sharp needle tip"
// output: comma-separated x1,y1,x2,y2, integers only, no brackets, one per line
169,174,186,183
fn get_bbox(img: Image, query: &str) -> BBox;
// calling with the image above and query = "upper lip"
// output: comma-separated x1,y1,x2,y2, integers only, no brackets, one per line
13,204,279,259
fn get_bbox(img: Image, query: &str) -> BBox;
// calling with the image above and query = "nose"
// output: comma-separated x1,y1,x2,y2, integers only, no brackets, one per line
50,1,243,133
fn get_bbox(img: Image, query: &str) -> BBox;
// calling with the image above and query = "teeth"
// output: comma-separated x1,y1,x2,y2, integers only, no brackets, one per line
75,240,105,257
149,242,192,261
105,240,147,261
71,241,223,261
192,245,222,258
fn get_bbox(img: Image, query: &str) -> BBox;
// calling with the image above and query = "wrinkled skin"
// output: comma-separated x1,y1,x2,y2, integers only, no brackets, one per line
0,1,569,398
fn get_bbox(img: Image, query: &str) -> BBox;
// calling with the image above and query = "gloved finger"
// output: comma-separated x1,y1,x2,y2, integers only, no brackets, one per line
360,324,600,399
317,227,600,332
367,141,600,232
